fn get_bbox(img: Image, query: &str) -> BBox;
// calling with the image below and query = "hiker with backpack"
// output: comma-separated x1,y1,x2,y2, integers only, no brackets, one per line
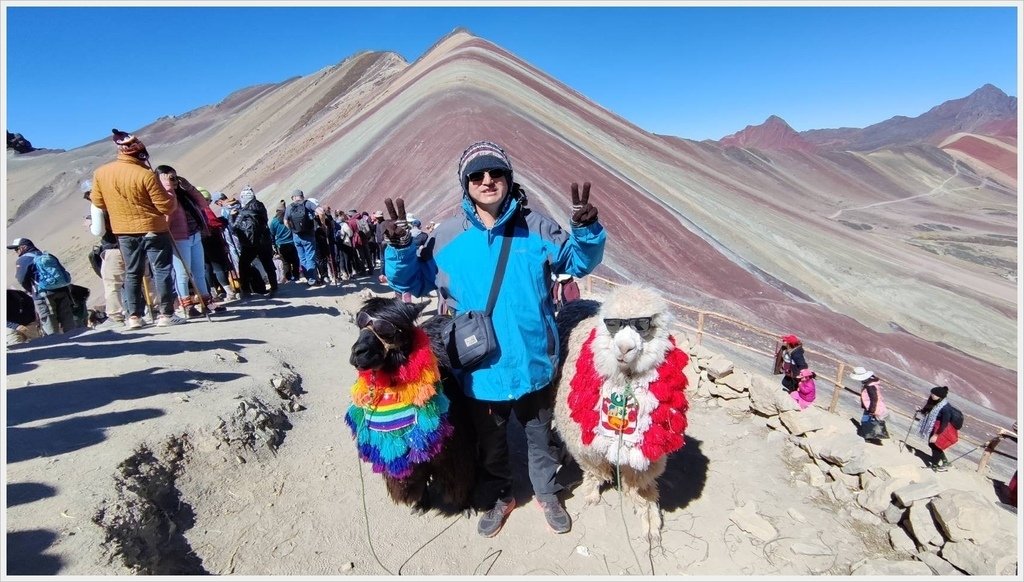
285,189,321,287
269,201,301,283
915,385,962,471
232,186,279,296
9,237,78,335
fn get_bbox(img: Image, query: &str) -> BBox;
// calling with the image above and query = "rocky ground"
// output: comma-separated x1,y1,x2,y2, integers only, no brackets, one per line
4,276,1019,576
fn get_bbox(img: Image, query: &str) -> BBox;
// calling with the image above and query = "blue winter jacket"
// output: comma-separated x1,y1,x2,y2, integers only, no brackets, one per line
384,195,606,401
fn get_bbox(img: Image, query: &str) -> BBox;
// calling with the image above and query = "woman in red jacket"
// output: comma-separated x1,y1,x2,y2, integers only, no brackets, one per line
916,385,958,471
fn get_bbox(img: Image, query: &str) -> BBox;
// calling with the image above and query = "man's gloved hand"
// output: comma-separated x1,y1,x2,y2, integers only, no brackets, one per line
569,182,598,227
383,197,412,248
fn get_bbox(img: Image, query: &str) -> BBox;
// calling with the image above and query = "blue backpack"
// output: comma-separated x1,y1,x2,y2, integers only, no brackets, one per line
33,251,72,291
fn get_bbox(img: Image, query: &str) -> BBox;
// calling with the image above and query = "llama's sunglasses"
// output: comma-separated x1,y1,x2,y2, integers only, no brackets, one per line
604,317,653,334
356,312,399,339
467,168,508,182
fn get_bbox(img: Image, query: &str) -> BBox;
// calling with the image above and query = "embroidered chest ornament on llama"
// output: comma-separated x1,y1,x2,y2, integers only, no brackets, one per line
566,328,690,471
344,328,454,479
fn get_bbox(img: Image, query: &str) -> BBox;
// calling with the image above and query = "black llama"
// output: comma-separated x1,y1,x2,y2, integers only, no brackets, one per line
346,297,476,514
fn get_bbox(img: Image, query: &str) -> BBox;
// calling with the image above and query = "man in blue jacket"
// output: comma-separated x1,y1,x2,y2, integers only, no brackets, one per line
382,140,605,537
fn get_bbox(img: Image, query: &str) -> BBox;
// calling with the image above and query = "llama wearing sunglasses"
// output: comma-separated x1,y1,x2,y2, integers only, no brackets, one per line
345,297,476,515
552,284,690,542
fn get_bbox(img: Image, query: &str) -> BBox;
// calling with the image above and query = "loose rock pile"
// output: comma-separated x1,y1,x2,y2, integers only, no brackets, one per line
679,337,1018,576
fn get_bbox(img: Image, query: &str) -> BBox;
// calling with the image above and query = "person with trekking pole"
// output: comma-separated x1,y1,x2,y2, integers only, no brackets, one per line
156,165,224,318
90,130,182,329
915,385,959,471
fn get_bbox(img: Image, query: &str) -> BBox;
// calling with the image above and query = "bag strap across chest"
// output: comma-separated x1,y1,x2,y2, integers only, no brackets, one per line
483,214,517,316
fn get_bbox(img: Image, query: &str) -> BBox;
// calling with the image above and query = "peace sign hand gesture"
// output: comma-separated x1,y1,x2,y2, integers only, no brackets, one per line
383,197,413,248
569,182,599,227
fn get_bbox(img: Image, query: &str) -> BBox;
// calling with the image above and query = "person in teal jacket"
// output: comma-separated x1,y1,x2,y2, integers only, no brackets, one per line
381,140,605,538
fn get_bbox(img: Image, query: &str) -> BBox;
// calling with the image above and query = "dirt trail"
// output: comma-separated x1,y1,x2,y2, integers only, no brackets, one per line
4,278,1018,575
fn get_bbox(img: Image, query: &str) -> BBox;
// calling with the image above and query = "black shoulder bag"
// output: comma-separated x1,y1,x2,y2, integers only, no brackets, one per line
444,217,516,370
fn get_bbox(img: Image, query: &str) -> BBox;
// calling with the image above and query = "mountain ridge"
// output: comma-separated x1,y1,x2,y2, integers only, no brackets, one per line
5,30,1018,426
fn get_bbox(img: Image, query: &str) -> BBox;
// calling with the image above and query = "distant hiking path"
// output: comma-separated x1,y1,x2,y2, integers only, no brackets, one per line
829,161,977,219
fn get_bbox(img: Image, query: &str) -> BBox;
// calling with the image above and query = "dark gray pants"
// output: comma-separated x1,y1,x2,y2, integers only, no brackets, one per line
470,386,561,507
34,288,76,335
118,232,176,317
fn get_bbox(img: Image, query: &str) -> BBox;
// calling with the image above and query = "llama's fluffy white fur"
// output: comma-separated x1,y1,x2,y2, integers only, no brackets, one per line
552,285,682,543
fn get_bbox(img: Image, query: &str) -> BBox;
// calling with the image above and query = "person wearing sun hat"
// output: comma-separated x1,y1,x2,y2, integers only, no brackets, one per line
850,366,888,441
791,368,817,410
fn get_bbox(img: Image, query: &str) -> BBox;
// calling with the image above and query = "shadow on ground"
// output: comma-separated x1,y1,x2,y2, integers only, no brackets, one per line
8,368,244,427
6,336,265,374
6,481,58,508
6,529,64,574
7,408,167,463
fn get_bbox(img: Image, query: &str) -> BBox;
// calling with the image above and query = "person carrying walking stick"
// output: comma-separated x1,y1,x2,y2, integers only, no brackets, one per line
914,385,959,471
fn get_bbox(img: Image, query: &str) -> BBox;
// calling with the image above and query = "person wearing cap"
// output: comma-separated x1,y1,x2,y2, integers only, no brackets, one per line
83,179,128,328
269,200,300,283
9,237,78,335
381,140,605,538
791,369,817,410
849,366,888,441
775,334,807,393
90,129,181,328
285,189,320,286
198,191,238,302
915,385,958,471
371,210,386,266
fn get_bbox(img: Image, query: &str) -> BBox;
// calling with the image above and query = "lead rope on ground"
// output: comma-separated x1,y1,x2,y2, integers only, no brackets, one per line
614,381,651,575
355,383,395,575
397,513,463,575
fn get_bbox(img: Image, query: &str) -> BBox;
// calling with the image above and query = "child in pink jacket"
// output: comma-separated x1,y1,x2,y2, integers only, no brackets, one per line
792,369,817,410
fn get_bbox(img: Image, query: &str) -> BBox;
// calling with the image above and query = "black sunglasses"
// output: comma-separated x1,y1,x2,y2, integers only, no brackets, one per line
467,168,508,182
604,317,653,334
356,312,399,339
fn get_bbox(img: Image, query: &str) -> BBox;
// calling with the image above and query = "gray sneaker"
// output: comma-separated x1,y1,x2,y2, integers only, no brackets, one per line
477,497,516,538
94,318,125,331
537,497,571,534
156,314,188,327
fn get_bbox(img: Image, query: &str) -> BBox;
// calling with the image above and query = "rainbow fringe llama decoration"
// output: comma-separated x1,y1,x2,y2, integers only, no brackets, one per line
344,328,454,479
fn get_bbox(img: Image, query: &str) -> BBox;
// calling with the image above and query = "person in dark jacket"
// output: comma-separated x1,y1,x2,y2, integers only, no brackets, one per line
915,385,958,471
776,334,807,392
232,186,278,296
9,237,77,335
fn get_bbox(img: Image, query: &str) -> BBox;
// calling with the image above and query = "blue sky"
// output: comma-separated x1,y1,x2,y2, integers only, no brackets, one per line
4,3,1019,151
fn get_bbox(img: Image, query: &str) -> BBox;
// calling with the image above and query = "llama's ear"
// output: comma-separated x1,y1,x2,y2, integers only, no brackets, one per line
411,301,429,319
